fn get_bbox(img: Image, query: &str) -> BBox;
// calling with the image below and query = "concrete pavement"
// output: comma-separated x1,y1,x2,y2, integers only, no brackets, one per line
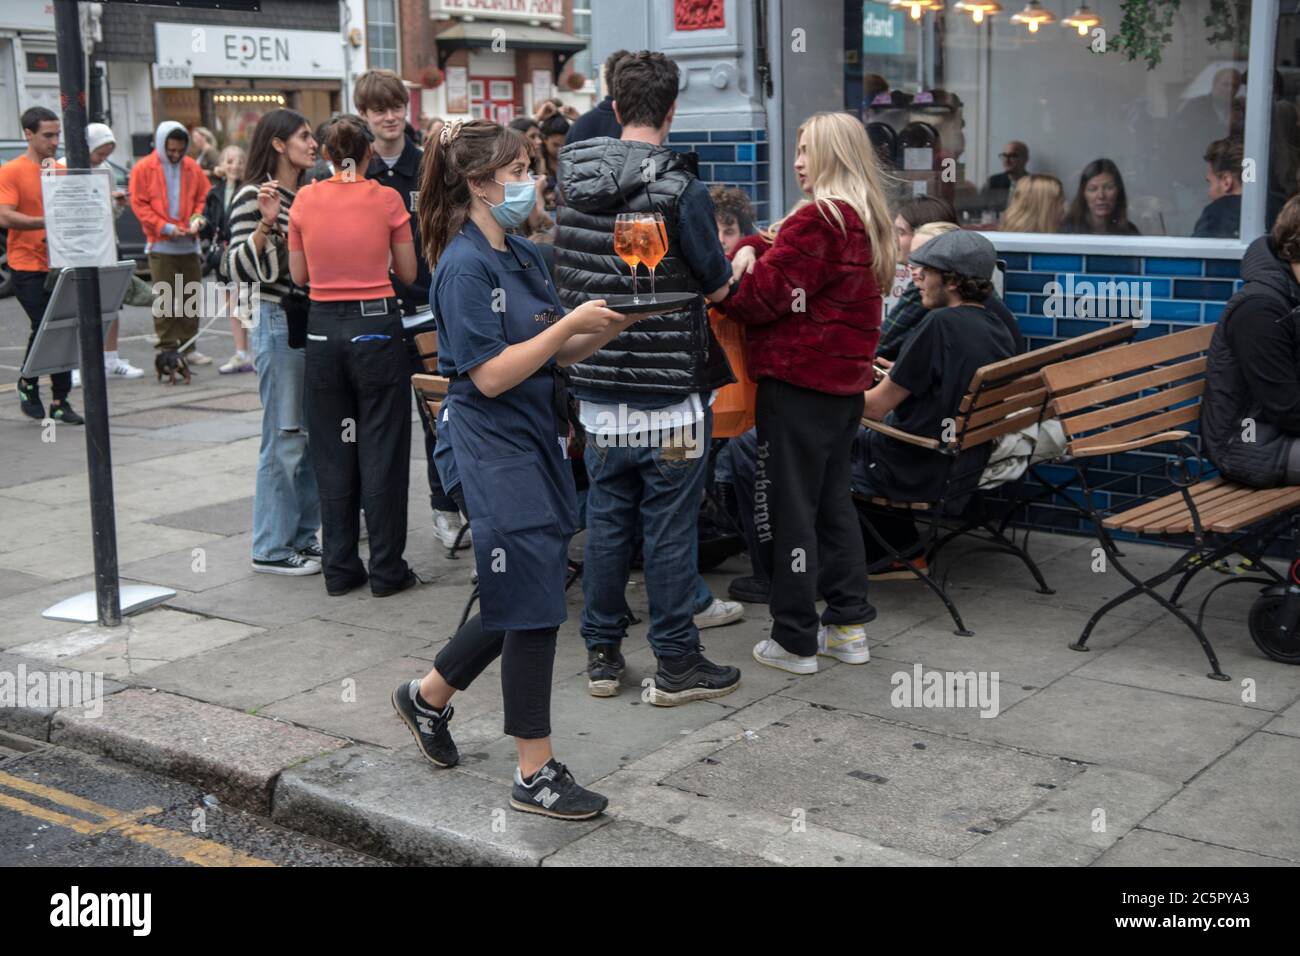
1,299,1298,866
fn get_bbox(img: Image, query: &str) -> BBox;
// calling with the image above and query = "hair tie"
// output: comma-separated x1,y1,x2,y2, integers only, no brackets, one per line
440,120,463,146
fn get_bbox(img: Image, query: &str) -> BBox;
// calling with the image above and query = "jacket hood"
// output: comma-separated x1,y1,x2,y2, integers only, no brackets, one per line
154,121,188,166
1240,234,1300,306
557,137,694,214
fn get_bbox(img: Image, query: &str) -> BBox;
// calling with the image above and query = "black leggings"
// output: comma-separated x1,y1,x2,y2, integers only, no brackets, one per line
431,484,556,740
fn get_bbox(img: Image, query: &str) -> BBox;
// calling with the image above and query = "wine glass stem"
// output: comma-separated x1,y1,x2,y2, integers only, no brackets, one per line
631,264,639,303
649,267,656,298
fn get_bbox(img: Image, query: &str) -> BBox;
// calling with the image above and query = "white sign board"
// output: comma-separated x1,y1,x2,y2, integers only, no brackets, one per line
155,22,345,79
41,167,116,269
432,0,562,23
152,63,194,89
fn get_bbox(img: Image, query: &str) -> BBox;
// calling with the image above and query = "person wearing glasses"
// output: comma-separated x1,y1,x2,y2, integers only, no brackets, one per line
982,140,1030,213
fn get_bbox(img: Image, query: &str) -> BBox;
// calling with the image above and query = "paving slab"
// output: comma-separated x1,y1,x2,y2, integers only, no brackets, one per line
272,744,604,865
0,521,223,581
109,405,238,429
119,532,258,593
163,573,344,628
0,574,159,649
1093,828,1298,867
1142,731,1300,862
1266,698,1300,738
50,687,346,812
139,617,430,712
315,581,470,644
662,706,1082,859
1071,614,1300,710
956,764,1178,866
977,676,1270,783
138,409,263,444
543,817,771,866
8,607,262,680
147,497,255,536
0,426,212,489
179,391,264,412
0,650,126,740
0,569,54,601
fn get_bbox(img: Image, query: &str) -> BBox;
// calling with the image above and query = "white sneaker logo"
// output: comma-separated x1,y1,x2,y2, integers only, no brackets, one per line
416,714,436,734
535,787,560,809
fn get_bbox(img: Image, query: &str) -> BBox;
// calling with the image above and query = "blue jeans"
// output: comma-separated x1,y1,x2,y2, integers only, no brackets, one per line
581,409,712,658
250,302,320,561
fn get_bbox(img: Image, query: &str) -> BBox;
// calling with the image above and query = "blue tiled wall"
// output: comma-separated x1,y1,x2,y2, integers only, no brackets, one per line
991,252,1245,540
666,128,770,224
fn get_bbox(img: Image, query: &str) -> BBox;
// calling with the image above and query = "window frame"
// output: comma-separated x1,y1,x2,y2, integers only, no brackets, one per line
972,0,1278,261
365,0,400,74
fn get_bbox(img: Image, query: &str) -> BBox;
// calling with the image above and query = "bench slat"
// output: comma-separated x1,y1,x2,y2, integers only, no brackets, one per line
1186,485,1300,532
1050,356,1207,416
1042,324,1214,394
960,407,1042,449
962,388,1048,431
969,321,1138,394
1070,404,1199,454
959,371,1044,414
1209,488,1300,533
1063,380,1204,437
1100,477,1227,527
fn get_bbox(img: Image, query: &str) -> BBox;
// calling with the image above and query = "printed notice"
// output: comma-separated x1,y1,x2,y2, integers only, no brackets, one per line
40,166,116,269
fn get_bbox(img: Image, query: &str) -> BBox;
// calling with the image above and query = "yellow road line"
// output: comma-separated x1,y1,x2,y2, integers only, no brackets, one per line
0,770,276,867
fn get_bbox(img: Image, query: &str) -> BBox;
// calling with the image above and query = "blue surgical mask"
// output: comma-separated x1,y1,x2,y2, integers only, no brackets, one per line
485,175,535,228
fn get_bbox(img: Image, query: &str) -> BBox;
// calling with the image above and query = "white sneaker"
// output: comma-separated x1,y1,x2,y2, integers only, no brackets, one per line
752,638,818,675
187,350,214,366
433,510,470,548
694,597,744,629
106,358,144,379
219,353,254,374
817,623,870,664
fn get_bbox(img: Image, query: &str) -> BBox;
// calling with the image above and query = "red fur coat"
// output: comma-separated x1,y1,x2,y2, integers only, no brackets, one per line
716,199,882,395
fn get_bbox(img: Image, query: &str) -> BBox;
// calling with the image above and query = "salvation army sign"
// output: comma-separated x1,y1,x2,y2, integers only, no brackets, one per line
154,22,344,80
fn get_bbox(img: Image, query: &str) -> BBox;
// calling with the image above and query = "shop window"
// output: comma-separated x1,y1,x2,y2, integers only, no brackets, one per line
366,0,399,73
573,5,594,92
851,0,1266,239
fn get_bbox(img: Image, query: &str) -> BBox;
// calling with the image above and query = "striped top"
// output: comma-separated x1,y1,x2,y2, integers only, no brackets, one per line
223,182,300,304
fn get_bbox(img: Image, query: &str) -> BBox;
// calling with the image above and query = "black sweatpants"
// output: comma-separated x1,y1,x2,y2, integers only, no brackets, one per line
431,483,557,739
756,378,874,656
14,269,70,401
304,301,410,593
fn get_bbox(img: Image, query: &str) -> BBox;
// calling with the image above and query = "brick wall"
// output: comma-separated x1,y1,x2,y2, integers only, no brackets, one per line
666,128,771,225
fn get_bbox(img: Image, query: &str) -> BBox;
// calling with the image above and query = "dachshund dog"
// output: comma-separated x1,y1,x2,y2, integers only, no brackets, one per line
154,350,191,385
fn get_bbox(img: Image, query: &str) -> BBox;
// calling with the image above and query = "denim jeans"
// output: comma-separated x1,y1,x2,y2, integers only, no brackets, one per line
581,408,712,658
250,301,320,562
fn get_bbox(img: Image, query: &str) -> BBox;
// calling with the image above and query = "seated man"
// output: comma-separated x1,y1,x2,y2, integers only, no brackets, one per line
1202,195,1300,487
1193,138,1245,239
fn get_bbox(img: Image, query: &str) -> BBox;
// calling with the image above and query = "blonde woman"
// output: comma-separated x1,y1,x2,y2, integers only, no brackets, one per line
717,110,895,675
999,173,1065,233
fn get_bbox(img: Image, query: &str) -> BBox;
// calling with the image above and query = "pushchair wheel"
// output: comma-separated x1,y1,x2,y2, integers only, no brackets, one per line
1248,591,1300,664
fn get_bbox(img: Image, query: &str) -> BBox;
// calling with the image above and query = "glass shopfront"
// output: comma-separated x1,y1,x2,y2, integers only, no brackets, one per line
843,0,1295,243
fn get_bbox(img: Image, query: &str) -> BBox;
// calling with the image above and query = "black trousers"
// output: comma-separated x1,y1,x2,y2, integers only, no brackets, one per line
304,301,410,594
756,378,874,656
431,483,556,739
14,269,70,401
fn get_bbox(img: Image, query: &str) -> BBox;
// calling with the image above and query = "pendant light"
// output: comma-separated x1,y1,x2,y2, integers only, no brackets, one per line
955,0,1004,23
890,0,944,20
1011,0,1056,32
1061,3,1102,35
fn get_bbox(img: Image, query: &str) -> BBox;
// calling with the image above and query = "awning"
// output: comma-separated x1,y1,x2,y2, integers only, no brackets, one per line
435,21,587,77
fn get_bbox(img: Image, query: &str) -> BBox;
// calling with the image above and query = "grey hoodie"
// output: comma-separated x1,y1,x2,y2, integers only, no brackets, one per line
149,120,198,256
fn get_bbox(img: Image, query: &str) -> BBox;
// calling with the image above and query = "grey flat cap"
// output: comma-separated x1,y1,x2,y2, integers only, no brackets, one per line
909,229,997,280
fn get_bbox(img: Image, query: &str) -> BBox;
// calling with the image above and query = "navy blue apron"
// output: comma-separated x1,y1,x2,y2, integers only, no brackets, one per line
439,227,579,631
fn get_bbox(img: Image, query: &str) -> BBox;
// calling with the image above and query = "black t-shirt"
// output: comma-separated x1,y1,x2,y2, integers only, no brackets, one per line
869,304,1015,501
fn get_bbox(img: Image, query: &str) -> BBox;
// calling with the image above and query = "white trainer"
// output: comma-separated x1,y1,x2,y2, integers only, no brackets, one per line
817,623,870,664
433,510,470,548
106,358,144,379
752,638,817,675
694,597,744,629
187,350,214,366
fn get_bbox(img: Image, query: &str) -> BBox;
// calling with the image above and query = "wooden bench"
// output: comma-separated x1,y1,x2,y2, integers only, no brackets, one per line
1040,322,1294,680
858,321,1139,635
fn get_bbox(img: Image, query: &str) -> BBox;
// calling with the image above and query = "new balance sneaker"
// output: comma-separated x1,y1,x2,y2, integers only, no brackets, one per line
586,645,625,697
218,353,254,374
17,380,44,421
433,509,470,549
48,400,84,425
390,680,459,768
693,597,744,629
752,638,818,675
251,552,322,576
107,358,144,379
647,646,740,706
817,623,870,665
187,350,214,366
510,759,607,820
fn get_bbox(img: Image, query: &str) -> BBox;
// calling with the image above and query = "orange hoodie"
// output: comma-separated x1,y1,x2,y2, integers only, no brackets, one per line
129,144,210,247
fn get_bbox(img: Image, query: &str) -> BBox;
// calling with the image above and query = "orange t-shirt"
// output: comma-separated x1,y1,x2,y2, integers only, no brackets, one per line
287,176,412,301
0,154,48,271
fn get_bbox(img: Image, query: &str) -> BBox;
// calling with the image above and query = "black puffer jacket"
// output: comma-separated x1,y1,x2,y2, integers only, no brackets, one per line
1201,236,1300,486
555,136,733,402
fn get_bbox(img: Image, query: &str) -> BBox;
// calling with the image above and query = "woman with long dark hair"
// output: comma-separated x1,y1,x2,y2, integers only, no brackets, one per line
1061,158,1141,235
224,108,323,576
390,120,639,819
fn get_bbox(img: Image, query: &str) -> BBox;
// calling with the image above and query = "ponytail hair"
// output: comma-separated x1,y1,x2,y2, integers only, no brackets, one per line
417,119,531,267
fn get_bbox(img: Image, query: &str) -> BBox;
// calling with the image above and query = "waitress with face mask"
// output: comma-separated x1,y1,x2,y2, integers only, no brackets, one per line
391,119,651,820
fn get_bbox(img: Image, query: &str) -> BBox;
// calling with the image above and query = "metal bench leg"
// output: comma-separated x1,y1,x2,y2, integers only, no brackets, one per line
860,506,972,636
